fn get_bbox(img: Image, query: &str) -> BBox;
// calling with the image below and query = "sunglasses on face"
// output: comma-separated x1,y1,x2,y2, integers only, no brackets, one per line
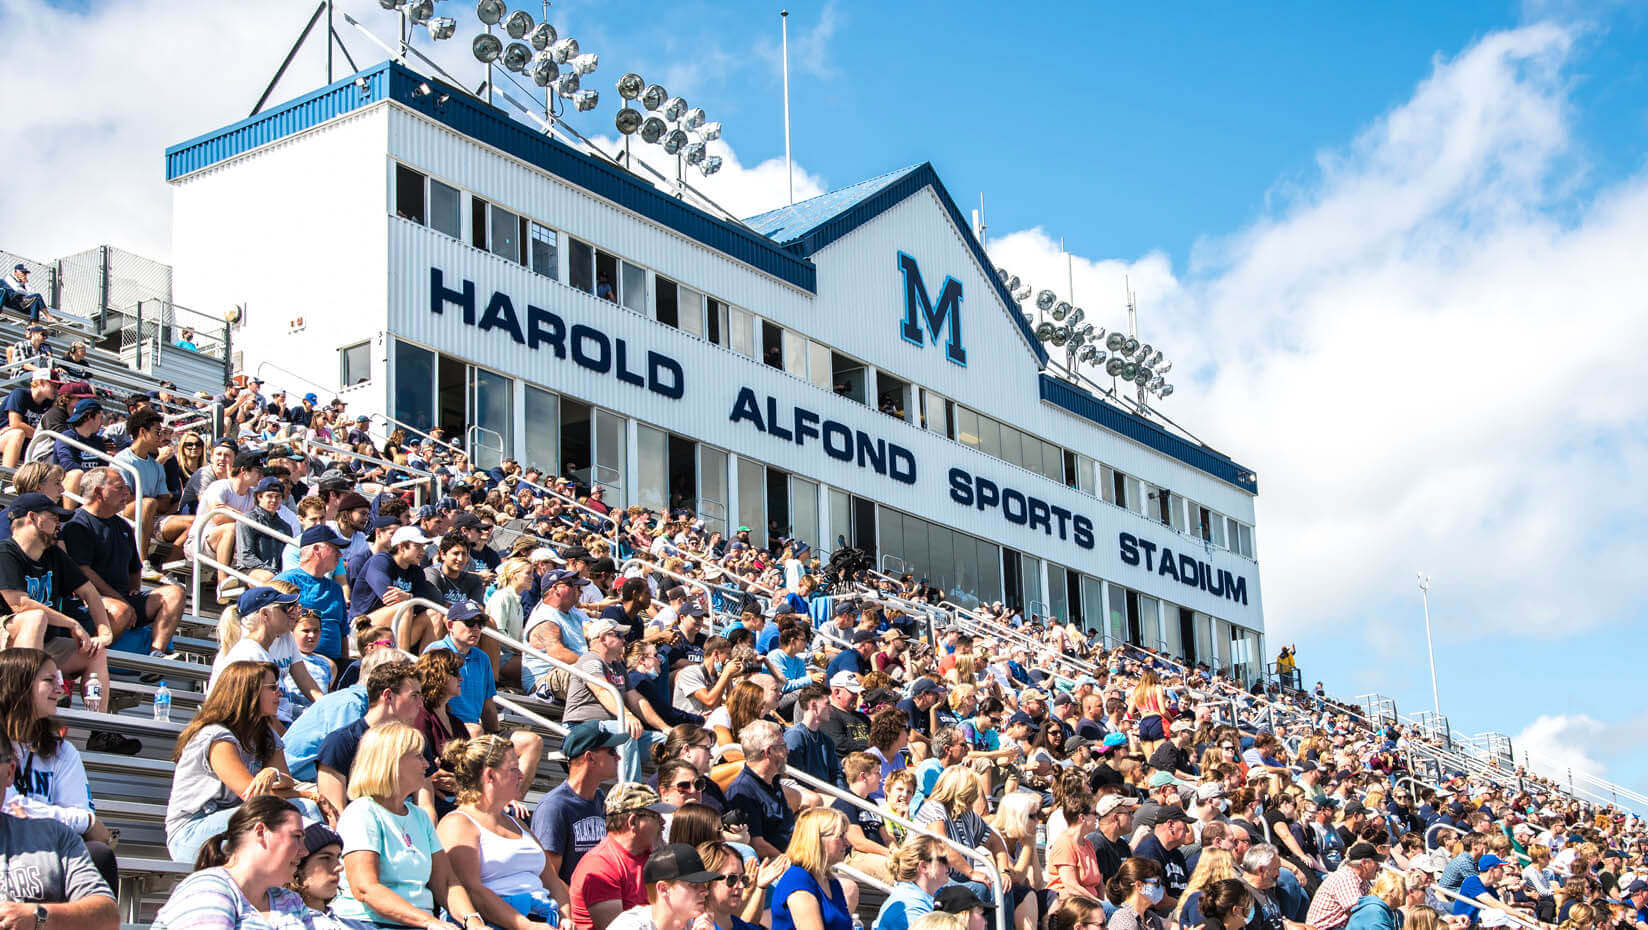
454,616,486,628
925,856,951,867
669,778,704,793
716,873,748,888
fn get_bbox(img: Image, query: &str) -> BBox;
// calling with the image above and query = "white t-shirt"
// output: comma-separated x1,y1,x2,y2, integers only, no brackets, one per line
209,634,304,722
188,478,256,547
608,905,658,930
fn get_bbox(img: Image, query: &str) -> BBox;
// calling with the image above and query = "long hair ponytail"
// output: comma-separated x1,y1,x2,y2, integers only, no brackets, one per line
192,795,300,871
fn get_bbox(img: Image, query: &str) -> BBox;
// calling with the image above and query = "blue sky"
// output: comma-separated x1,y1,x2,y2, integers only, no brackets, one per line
5,0,1648,797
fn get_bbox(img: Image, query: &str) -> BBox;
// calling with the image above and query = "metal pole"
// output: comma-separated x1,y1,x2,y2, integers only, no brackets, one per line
781,9,793,204
1417,572,1440,718
327,0,333,82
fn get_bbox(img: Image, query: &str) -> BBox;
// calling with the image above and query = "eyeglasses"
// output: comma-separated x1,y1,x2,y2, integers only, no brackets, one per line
924,856,951,867
669,779,703,793
716,873,748,888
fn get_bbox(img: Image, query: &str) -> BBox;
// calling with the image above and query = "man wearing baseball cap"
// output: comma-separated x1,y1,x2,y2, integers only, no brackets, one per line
1307,842,1385,930
898,677,946,738
819,671,872,759
347,524,440,637
563,616,664,784
1449,853,1519,925
568,783,672,930
533,722,627,901
0,366,57,468
523,567,590,685
274,524,352,662
602,843,720,930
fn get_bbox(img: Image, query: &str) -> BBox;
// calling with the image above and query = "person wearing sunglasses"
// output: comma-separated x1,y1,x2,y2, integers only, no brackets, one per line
209,583,325,725
697,840,791,930
873,836,952,930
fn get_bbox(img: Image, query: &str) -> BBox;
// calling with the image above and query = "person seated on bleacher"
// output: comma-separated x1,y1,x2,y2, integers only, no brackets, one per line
178,436,231,517
332,721,480,929
1,264,56,324
54,339,92,381
285,643,411,781
232,476,293,583
564,616,665,784
426,599,545,785
287,820,348,930
522,567,590,692
187,448,265,593
277,521,352,668
436,734,563,929
210,584,327,725
0,646,122,892
111,407,174,552
166,661,327,862
0,369,56,469
5,324,53,373
350,525,442,647
0,492,117,704
420,530,486,640
57,466,185,659
50,397,108,503
0,742,119,929
154,795,316,929
315,659,426,821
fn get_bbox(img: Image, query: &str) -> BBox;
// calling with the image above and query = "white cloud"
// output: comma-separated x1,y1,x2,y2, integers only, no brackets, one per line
1514,714,1609,781
589,137,828,223
983,20,1648,645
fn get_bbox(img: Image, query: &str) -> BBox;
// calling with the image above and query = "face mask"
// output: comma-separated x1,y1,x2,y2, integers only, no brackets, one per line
1219,800,1231,812
1244,905,1256,924
1142,881,1165,905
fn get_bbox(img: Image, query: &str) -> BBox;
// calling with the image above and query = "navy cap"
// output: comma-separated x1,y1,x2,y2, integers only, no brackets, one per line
237,585,300,615
370,514,401,531
302,821,341,856
910,677,943,695
12,263,27,273
254,477,285,496
445,600,486,624
299,525,349,549
233,450,266,471
679,601,707,618
68,398,103,423
1006,711,1036,729
834,601,858,617
851,629,878,644
561,720,628,758
541,568,581,588
4,492,73,522
1624,880,1648,895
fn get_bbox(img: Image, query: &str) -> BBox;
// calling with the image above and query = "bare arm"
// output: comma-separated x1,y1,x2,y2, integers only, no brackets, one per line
529,620,580,666
317,766,348,816
784,890,827,930
588,899,625,930
542,851,571,906
343,850,454,930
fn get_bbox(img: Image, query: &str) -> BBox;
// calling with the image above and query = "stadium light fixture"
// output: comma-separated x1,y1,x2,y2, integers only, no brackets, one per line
503,9,533,39
472,33,502,62
475,0,505,25
529,22,556,51
407,0,434,24
615,107,643,134
502,42,532,72
617,72,645,99
427,16,456,40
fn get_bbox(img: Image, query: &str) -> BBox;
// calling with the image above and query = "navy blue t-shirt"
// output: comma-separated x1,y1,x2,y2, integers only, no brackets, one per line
531,781,607,883
59,508,140,592
824,648,864,681
726,766,795,851
2,388,50,429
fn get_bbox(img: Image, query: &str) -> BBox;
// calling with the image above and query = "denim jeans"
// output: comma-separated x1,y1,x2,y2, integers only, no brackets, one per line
597,719,663,783
167,796,324,862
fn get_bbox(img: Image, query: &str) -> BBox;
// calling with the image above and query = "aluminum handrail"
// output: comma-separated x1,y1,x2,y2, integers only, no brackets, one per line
187,501,298,614
1424,822,1465,851
301,435,437,507
36,429,147,544
942,602,1098,680
511,474,620,549
780,765,1007,930
254,360,336,404
620,557,716,613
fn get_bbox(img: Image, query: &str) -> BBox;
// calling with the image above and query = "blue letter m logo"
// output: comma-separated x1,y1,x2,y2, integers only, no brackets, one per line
897,252,966,366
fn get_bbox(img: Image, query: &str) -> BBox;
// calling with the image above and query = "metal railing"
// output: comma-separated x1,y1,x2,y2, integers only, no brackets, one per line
1380,864,1543,930
781,765,1007,930
36,429,149,549
187,503,298,615
300,436,438,506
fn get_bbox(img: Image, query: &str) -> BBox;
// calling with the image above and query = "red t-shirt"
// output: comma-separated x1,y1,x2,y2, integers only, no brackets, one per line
570,835,649,930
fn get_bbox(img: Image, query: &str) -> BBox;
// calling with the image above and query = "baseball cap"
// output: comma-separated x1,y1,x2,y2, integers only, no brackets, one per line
237,585,300,615
1102,732,1129,748
68,398,103,423
1195,782,1227,801
1342,800,1367,816
1148,771,1187,789
446,600,486,625
910,678,943,696
1623,880,1648,895
316,470,352,492
561,721,628,759
834,601,858,617
390,526,434,548
1154,805,1195,824
934,885,989,914
588,556,617,574
863,687,899,708
528,547,564,564
561,545,591,561
1347,843,1383,862
541,568,581,587
254,477,285,496
337,492,371,513
1475,854,1509,869
1170,719,1195,732
11,263,26,273
850,629,878,644
298,525,349,549
3,493,73,522
303,392,319,403
451,512,484,530
1096,794,1140,817
642,843,721,885
233,450,267,471
830,671,863,693
302,822,341,855
605,782,672,816
679,601,708,619
584,617,631,639
56,380,93,400
1006,711,1036,729
370,515,401,531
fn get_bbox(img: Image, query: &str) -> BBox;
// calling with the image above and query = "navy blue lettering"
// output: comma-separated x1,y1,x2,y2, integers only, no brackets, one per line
1158,549,1180,582
1002,489,1028,525
765,396,793,441
430,267,475,323
614,339,644,387
478,292,525,344
974,477,999,512
648,353,684,399
525,305,565,356
1050,505,1072,540
888,445,917,485
1137,539,1158,573
1073,516,1095,550
1120,532,1140,566
729,388,765,431
897,251,966,366
822,420,853,461
948,468,973,506
569,325,610,373
1027,497,1051,534
1205,564,1224,597
1227,575,1248,606
794,408,821,446
856,433,886,474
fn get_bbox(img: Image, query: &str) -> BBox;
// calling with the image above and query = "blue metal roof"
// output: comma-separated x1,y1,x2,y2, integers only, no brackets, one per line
745,163,1049,367
1038,375,1258,494
165,61,817,293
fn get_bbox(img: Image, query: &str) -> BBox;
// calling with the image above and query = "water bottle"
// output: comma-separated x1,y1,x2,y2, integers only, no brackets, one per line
84,673,102,712
154,681,173,723
1037,821,1047,850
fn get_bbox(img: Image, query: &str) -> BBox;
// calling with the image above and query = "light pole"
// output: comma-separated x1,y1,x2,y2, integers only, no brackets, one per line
1417,572,1440,719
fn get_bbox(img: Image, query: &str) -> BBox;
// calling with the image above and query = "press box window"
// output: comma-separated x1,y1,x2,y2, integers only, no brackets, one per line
568,238,595,294
429,179,460,238
529,223,558,279
394,164,426,223
340,341,370,386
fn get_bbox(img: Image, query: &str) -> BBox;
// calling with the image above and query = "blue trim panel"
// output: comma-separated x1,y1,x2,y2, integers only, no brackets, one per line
1038,374,1258,494
165,62,817,294
763,162,1047,367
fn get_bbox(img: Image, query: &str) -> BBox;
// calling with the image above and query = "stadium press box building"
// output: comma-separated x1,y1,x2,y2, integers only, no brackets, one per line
166,62,1267,678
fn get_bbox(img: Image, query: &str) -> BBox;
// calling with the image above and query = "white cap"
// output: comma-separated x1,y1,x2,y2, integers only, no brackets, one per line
830,671,863,693
529,547,564,564
390,526,434,548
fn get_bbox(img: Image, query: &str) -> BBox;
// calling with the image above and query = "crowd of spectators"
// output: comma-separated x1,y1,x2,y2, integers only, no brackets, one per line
0,328,1643,930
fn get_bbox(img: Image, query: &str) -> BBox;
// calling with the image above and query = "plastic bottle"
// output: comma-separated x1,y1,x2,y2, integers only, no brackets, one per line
84,673,102,712
154,681,173,723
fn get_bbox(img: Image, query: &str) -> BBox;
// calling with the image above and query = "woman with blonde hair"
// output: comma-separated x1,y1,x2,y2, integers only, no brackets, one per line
909,914,968,930
1174,848,1239,926
994,791,1050,930
873,835,951,930
436,734,559,930
913,767,1011,912
773,808,854,930
699,839,791,930
333,721,477,929
1344,869,1405,930
1127,668,1169,751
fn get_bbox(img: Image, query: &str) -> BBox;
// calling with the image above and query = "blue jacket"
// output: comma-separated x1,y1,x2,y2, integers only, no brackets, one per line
1345,896,1400,930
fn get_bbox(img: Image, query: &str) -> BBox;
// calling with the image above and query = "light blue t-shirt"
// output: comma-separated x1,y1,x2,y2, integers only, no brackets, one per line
284,685,368,781
424,636,495,725
873,882,935,930
334,797,439,923
113,446,167,501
